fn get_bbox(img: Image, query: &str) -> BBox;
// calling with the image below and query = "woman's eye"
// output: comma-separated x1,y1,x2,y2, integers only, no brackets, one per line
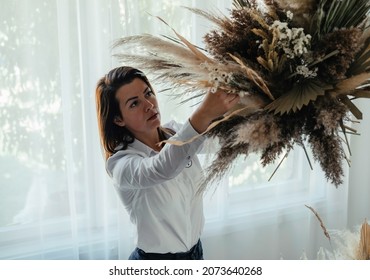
129,101,138,108
145,90,153,97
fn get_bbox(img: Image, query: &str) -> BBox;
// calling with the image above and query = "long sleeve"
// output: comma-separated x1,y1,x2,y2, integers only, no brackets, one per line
106,120,205,189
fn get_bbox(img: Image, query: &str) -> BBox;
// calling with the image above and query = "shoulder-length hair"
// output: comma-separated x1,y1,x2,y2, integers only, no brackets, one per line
95,66,171,160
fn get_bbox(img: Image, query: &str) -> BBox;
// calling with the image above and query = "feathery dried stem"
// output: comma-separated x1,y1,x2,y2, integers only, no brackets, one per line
305,205,331,244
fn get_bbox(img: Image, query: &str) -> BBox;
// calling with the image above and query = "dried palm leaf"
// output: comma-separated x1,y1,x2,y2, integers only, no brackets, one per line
340,96,363,120
311,0,370,40
348,38,370,75
334,73,370,95
265,80,331,115
339,120,352,156
351,90,370,99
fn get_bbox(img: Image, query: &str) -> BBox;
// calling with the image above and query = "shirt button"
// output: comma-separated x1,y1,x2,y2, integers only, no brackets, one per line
186,156,191,160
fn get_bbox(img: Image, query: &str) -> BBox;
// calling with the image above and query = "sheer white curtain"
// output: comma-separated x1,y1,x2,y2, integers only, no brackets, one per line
0,0,367,260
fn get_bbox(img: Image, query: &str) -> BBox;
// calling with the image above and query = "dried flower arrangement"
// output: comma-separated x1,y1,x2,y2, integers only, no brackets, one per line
113,0,370,188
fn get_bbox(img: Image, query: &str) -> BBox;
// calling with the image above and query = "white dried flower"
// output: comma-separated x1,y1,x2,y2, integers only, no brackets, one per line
296,65,317,78
207,66,234,91
286,10,293,20
210,87,217,93
238,91,248,97
270,20,312,59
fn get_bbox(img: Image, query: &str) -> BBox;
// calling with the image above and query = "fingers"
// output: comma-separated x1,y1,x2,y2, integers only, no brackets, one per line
200,89,240,119
227,93,239,103
219,92,240,105
209,90,240,108
211,89,239,102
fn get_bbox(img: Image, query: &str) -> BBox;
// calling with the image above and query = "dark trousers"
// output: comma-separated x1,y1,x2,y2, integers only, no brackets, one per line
128,239,203,260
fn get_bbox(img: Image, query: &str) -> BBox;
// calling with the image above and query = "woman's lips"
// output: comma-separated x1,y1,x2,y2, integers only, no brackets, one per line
148,113,159,121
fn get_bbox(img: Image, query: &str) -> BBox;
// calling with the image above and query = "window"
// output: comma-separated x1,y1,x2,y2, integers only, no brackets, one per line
0,0,352,260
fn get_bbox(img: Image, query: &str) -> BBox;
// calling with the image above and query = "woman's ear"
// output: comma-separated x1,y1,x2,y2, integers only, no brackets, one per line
114,116,125,127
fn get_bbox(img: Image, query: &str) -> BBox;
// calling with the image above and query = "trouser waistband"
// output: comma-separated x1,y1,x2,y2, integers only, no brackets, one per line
129,239,203,260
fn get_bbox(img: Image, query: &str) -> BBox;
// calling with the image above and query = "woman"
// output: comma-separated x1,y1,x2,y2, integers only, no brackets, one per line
95,66,239,259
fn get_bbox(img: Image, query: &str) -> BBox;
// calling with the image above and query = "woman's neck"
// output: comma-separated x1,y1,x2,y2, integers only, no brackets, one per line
135,129,162,152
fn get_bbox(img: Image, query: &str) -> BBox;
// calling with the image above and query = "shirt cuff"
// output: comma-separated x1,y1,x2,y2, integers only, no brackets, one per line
172,119,206,143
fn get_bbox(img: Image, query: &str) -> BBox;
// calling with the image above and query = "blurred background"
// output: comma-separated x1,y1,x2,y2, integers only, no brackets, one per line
0,0,369,259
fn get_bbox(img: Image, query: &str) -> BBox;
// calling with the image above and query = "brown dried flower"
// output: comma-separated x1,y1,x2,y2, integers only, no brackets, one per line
315,28,363,81
314,96,348,134
204,8,268,64
308,131,344,187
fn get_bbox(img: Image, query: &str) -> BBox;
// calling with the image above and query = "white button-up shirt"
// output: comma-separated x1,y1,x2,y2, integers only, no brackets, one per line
106,120,205,254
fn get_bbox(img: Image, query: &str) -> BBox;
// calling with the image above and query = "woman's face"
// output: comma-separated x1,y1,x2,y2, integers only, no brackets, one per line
114,78,161,140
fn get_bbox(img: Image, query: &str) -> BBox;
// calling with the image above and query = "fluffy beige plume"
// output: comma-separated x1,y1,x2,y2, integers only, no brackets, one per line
183,7,227,29
356,220,370,260
113,32,271,108
113,34,205,69
232,114,280,151
113,34,212,98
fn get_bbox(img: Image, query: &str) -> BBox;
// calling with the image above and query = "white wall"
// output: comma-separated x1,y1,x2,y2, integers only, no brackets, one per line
347,99,370,228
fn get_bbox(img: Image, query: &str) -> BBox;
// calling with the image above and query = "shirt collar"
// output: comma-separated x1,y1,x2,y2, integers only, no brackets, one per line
127,138,158,157
115,127,173,157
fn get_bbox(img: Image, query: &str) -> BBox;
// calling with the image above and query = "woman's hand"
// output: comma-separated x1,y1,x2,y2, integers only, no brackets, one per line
189,89,240,133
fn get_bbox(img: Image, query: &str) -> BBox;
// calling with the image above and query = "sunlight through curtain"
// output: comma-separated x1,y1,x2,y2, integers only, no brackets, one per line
1,0,366,260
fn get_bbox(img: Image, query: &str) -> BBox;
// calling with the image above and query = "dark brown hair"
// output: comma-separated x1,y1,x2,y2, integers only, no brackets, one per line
95,66,170,160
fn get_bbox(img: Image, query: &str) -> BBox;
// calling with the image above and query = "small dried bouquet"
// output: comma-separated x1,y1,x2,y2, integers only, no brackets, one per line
323,221,370,260
307,205,370,260
114,0,370,188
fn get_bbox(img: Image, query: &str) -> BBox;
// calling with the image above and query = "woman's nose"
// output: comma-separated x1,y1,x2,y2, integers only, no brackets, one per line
144,100,154,111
